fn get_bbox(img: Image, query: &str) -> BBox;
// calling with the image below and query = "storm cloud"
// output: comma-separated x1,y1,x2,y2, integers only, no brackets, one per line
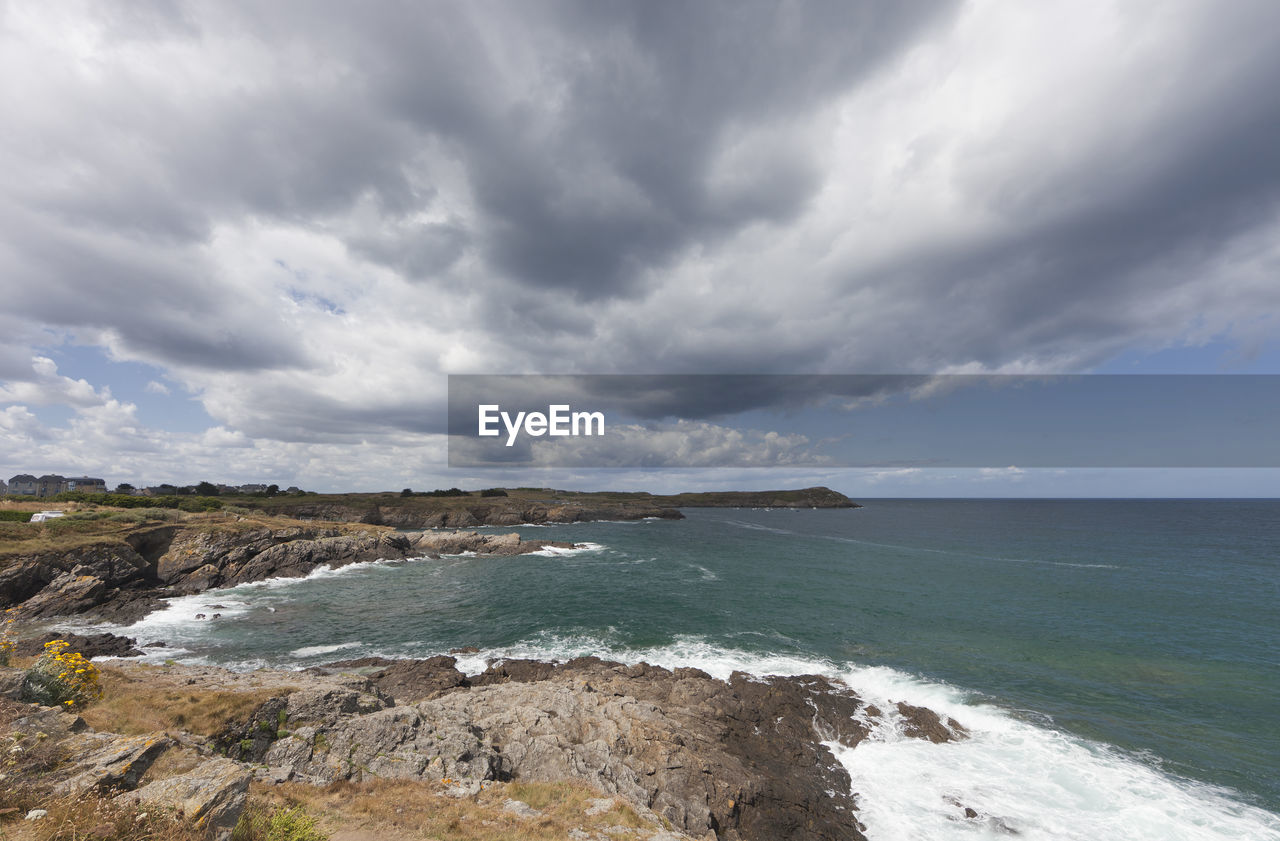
2,0,1279,488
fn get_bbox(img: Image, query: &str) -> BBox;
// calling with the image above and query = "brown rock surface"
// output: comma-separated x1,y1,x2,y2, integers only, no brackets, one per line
241,655,967,841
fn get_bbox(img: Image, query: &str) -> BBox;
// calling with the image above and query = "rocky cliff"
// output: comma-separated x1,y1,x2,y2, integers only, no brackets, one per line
0,525,579,624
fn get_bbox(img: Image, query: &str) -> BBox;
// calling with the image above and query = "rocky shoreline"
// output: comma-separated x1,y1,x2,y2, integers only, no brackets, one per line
1,525,581,625
1,652,970,841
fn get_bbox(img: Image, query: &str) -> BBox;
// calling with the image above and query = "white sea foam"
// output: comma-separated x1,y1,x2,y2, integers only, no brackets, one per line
450,634,1280,841
107,557,413,646
289,642,361,658
526,541,607,557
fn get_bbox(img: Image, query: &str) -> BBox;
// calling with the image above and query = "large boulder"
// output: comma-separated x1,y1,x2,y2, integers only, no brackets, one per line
264,703,502,785
54,732,174,794
15,571,108,618
221,533,410,586
407,530,576,556
14,631,144,660
120,758,252,841
0,560,59,607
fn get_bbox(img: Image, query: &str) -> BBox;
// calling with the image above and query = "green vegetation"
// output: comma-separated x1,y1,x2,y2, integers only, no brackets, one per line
21,639,103,708
232,806,327,841
0,510,32,522
41,491,223,511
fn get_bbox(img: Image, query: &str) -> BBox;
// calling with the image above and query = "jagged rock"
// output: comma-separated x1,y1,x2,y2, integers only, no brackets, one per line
407,530,576,556
263,703,502,784
8,706,89,738
0,560,58,606
254,766,294,784
155,529,282,584
255,658,871,840
120,757,252,841
367,656,467,702
282,685,391,725
55,732,173,794
221,533,410,586
83,591,165,625
895,701,968,743
469,658,559,686
0,667,27,700
62,547,151,587
14,632,143,660
16,571,108,618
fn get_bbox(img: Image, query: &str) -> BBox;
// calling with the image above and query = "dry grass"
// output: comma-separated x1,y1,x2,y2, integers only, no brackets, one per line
0,507,390,564
257,778,655,841
0,791,211,841
80,666,294,739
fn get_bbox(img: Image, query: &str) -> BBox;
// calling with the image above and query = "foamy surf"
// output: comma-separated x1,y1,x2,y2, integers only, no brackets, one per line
289,641,362,658
526,541,607,557
448,635,1280,841
105,556,415,649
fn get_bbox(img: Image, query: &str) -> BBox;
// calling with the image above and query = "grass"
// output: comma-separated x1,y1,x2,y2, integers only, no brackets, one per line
232,805,326,841
0,790,211,841
0,507,391,564
80,665,296,738
256,779,652,841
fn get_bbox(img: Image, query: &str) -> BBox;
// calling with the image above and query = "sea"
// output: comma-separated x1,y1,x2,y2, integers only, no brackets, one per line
90,499,1279,841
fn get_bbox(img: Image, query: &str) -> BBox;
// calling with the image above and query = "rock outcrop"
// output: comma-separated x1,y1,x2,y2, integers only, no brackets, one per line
119,759,252,841
3,655,966,841
4,701,251,841
240,656,969,841
1,526,584,623
13,631,144,659
407,530,577,557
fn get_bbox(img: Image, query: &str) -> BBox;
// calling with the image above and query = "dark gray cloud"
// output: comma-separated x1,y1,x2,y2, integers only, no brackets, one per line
3,0,1280,474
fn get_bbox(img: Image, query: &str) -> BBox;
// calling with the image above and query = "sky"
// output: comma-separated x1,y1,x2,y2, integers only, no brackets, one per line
2,0,1279,497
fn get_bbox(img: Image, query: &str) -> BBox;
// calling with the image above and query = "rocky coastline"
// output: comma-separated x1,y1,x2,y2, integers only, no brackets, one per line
0,524,581,625
1,651,971,841
0,486,900,839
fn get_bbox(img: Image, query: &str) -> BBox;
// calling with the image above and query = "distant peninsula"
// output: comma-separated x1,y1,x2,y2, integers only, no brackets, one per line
223,485,861,529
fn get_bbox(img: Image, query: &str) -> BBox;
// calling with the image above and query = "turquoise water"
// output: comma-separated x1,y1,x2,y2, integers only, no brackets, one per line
114,500,1280,839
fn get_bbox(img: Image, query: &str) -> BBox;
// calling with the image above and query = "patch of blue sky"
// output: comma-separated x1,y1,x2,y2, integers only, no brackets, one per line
37,343,217,434
285,286,345,316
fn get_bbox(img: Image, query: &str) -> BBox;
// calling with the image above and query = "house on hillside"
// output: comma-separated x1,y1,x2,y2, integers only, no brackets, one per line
36,475,66,497
64,476,107,493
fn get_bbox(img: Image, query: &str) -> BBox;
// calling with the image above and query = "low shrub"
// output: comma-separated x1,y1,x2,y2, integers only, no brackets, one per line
232,805,327,841
22,639,103,708
0,608,14,666
0,510,33,522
